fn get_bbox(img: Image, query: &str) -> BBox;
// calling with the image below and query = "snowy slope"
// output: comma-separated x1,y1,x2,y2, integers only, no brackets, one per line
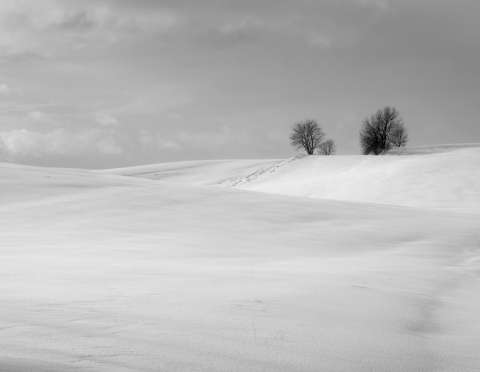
100,159,283,185
103,144,480,213
1,145,480,371
237,144,480,214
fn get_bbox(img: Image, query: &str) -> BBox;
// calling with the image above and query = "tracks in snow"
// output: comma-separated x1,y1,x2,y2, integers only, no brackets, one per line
219,156,300,188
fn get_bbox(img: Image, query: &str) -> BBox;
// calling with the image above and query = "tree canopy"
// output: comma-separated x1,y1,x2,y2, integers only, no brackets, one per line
289,120,325,155
359,106,408,155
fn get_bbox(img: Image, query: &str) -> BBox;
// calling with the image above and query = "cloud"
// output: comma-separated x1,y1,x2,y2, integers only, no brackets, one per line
0,0,350,62
26,110,58,125
95,113,118,126
0,0,181,58
138,130,180,151
0,128,123,158
95,134,123,154
27,110,46,121
0,83,12,95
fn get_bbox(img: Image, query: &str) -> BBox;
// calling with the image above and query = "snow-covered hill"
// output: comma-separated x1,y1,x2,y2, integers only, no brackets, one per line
100,158,283,185
1,144,479,371
238,144,480,214
103,144,480,213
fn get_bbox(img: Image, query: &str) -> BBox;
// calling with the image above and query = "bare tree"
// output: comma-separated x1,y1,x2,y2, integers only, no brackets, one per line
317,139,336,155
389,123,409,147
359,106,407,155
289,119,325,155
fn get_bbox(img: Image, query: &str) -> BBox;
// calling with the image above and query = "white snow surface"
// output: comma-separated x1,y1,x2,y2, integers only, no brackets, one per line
1,144,480,371
102,159,284,186
236,144,480,214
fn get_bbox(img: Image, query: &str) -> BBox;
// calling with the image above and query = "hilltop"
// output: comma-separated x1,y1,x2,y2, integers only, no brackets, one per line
101,143,480,213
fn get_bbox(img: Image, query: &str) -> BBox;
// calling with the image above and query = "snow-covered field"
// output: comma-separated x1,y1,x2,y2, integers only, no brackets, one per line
1,145,479,371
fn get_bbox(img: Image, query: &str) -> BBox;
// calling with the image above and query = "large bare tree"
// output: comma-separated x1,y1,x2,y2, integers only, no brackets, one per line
317,139,336,155
359,106,407,155
289,119,325,155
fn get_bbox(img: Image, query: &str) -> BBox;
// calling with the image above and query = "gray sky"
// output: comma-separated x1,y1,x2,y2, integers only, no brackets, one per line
1,0,479,168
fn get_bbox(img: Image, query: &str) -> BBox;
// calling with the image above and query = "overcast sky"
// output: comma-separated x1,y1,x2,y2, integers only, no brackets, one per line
1,0,479,168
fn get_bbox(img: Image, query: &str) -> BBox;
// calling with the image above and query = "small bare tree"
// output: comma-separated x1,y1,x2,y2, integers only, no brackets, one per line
317,139,336,155
289,119,325,155
359,106,407,155
389,123,408,147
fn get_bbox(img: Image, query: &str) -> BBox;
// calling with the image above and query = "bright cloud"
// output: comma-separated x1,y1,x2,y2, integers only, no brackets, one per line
95,113,118,126
0,83,12,95
1,128,123,158
26,110,57,125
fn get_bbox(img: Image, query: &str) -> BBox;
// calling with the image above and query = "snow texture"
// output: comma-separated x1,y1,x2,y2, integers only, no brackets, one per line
1,144,479,371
